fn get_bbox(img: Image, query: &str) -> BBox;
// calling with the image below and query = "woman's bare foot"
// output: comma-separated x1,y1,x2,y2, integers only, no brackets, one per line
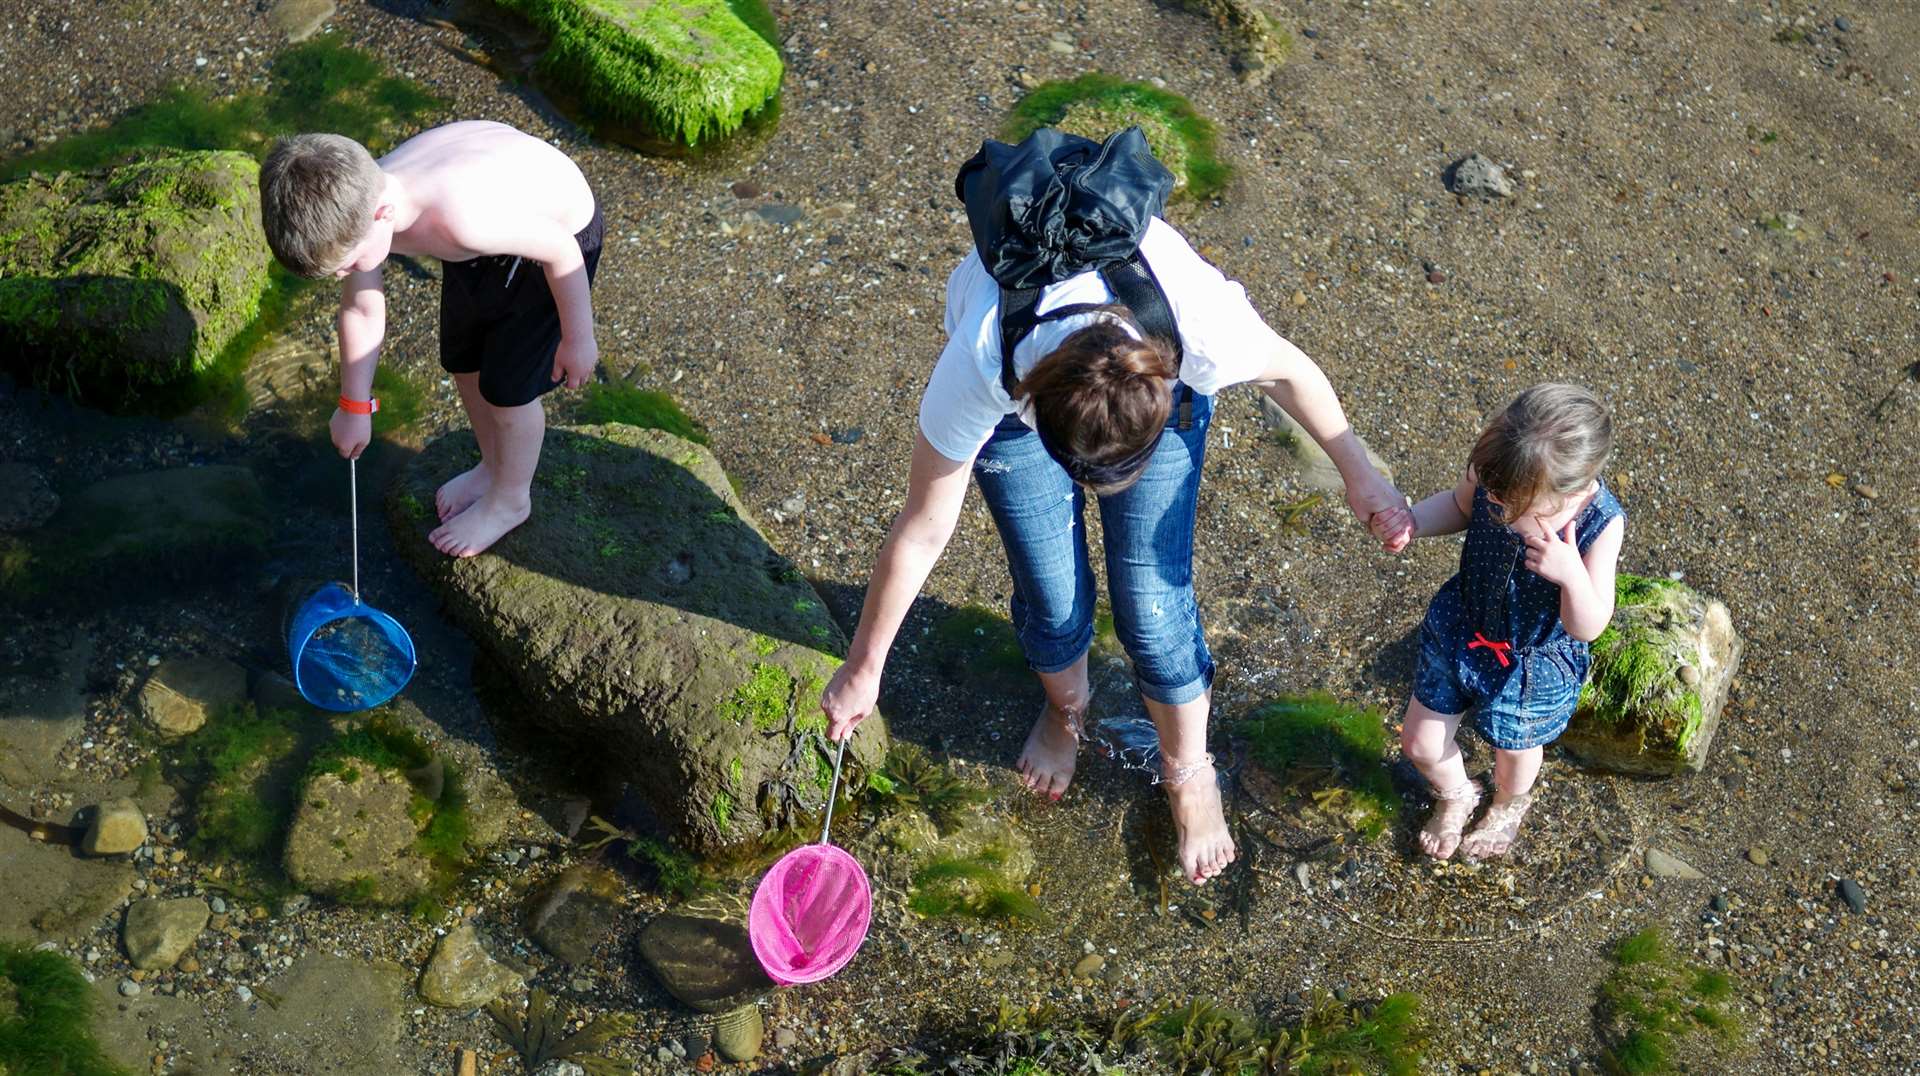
435,463,492,522
428,492,530,558
1460,791,1534,861
1419,780,1481,860
1016,697,1086,801
1164,754,1234,884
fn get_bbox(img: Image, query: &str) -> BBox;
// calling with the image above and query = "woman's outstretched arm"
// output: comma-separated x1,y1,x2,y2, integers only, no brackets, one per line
820,432,974,740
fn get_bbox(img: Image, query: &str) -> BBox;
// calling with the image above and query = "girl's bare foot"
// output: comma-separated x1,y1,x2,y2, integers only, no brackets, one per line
435,463,491,522
1419,781,1481,860
1016,696,1087,801
428,492,530,558
1163,753,1234,885
1460,791,1534,861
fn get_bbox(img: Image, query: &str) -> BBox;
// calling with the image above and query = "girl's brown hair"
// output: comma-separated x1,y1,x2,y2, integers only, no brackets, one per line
1470,382,1613,521
1014,310,1178,494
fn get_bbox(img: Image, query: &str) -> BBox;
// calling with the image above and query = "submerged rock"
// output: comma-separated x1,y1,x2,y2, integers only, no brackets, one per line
80,798,148,856
714,1003,764,1062
1644,846,1705,880
0,464,57,533
123,897,209,970
419,922,524,1008
1561,574,1741,776
1445,153,1515,198
1259,396,1394,493
1174,0,1293,84
496,0,782,147
139,655,248,739
283,768,436,903
265,0,336,42
0,151,270,408
390,424,888,856
638,913,775,1013
524,864,623,965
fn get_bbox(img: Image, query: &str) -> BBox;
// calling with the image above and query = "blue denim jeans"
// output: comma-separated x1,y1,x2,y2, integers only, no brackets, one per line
970,392,1215,705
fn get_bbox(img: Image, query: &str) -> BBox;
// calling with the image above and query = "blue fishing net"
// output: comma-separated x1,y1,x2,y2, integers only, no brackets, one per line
286,581,416,712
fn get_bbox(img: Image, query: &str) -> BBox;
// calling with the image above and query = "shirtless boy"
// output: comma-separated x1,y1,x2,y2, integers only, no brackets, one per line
260,120,602,557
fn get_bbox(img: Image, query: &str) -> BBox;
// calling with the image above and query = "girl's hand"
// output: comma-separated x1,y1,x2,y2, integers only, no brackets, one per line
1524,518,1585,585
821,661,881,742
1369,504,1414,553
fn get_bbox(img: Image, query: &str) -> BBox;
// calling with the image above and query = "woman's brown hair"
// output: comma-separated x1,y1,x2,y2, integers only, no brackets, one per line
1014,309,1178,495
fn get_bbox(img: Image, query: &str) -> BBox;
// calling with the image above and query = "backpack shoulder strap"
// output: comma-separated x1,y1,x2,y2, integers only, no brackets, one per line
1099,251,1183,366
998,286,1043,397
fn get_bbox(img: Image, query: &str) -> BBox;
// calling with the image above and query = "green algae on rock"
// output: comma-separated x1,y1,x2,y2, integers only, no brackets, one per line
1174,0,1294,84
1562,574,1741,776
0,944,131,1076
496,0,783,147
0,151,270,408
1238,693,1399,839
389,423,887,856
1006,74,1229,199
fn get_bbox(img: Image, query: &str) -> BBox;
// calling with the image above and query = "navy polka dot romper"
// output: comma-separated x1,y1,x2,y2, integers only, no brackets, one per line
1413,481,1625,750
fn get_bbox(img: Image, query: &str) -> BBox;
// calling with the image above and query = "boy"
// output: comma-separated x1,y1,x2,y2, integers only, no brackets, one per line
260,120,603,557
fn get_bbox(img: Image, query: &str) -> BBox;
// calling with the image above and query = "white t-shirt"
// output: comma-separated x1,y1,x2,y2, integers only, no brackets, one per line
917,217,1307,463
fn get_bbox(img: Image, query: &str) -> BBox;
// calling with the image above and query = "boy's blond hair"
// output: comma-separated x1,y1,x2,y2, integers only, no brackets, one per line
1470,382,1613,522
259,134,384,278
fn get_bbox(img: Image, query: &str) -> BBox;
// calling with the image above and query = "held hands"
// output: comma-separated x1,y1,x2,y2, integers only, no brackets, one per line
329,408,372,460
820,661,880,743
551,333,599,390
1346,470,1414,553
1524,518,1585,585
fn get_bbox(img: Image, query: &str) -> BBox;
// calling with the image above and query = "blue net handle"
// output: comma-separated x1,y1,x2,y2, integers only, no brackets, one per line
287,582,418,712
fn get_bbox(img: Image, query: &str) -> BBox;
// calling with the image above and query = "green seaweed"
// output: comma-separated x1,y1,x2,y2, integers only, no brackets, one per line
1239,694,1399,839
0,944,132,1076
1597,927,1745,1074
930,605,1029,684
1579,574,1707,749
711,789,734,832
370,363,426,437
167,704,305,894
304,711,474,908
624,835,708,900
871,743,990,830
720,662,795,730
1004,73,1230,200
579,383,710,444
497,0,783,148
487,988,634,1076
1,39,441,179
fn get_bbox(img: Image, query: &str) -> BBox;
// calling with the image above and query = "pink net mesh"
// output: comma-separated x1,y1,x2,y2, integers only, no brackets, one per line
749,843,872,985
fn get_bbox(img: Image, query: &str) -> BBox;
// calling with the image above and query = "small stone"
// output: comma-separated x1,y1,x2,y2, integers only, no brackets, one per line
209,897,228,915
729,180,762,199
1836,878,1867,914
119,978,141,997
177,957,201,974
1645,847,1705,880
774,1027,798,1051
1852,483,1878,500
1710,894,1730,913
81,799,149,856
140,656,248,739
1070,954,1104,979
122,898,210,970
265,0,336,42
1677,664,1700,686
1426,270,1446,284
1834,15,1852,31
714,1004,764,1062
1746,847,1770,867
1291,290,1308,307
235,985,254,1004
1293,862,1311,891
419,923,525,1008
1445,153,1515,198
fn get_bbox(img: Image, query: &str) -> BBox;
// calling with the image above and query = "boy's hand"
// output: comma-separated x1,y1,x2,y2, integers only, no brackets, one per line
1524,518,1584,584
552,333,598,390
820,662,880,743
329,408,373,460
1369,504,1415,553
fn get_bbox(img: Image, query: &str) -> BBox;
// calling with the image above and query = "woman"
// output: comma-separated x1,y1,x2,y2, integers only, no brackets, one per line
819,209,1405,885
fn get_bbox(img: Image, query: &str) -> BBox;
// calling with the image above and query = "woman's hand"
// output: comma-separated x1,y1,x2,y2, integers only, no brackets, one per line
1346,469,1413,551
821,661,882,742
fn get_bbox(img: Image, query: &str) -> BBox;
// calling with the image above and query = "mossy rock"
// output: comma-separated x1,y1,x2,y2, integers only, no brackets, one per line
1561,574,1742,776
497,0,782,147
1174,0,1293,84
875,808,1040,923
0,151,270,409
1004,74,1229,200
389,424,887,856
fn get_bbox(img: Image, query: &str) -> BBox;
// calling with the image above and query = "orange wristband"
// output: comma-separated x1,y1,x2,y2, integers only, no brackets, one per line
338,396,380,415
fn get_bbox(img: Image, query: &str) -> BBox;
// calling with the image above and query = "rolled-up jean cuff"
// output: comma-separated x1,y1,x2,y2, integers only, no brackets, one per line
1024,631,1093,676
1136,663,1213,706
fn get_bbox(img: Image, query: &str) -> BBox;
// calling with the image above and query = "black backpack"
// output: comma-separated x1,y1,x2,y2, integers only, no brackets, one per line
954,127,1185,401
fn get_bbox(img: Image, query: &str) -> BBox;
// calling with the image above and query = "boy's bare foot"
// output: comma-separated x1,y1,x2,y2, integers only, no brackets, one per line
428,493,530,558
1460,791,1534,861
1419,780,1481,860
435,464,491,522
1164,754,1234,884
1016,697,1086,801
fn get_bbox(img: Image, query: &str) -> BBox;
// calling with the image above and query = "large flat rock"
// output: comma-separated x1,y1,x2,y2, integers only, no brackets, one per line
389,424,886,856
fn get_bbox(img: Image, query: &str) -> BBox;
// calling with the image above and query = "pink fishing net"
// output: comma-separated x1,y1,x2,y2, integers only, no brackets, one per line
749,842,872,985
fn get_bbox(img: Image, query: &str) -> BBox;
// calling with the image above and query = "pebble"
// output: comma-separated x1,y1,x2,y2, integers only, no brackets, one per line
209,897,227,915
774,1027,798,1051
1746,847,1770,867
1292,290,1308,307
1836,878,1866,914
119,979,141,997
1852,483,1878,500
1710,894,1730,913
1426,271,1446,284
235,985,254,1003
1070,954,1104,979
1834,15,1852,31
1293,862,1311,890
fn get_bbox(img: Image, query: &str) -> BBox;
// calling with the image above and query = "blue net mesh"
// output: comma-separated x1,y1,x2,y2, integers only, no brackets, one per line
287,582,416,712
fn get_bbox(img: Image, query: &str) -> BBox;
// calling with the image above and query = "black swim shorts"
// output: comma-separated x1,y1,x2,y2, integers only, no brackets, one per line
439,201,605,408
